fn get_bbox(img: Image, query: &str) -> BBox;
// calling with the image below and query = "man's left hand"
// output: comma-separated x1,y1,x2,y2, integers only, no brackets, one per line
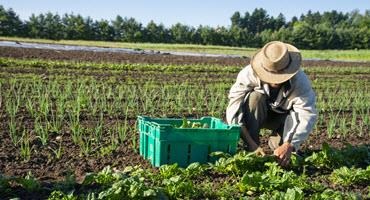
274,142,294,167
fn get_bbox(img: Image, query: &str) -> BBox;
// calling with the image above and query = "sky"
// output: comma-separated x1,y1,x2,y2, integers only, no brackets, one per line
1,0,369,27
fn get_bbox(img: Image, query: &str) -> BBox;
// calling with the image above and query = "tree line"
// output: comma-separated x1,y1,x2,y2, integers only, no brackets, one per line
0,5,369,49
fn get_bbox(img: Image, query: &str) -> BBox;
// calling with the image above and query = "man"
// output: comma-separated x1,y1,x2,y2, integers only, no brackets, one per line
226,41,317,166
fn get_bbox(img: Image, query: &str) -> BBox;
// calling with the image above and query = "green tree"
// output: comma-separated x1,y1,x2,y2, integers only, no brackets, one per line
249,8,270,33
272,13,286,30
93,19,114,41
198,25,216,45
83,16,95,40
27,13,45,38
231,11,241,27
144,20,170,43
0,6,24,36
43,12,64,39
118,17,143,42
290,21,315,49
321,10,348,27
300,10,322,26
62,14,87,40
111,15,125,41
170,23,193,43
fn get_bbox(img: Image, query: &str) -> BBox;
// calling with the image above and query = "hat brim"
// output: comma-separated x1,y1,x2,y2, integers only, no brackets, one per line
251,43,301,84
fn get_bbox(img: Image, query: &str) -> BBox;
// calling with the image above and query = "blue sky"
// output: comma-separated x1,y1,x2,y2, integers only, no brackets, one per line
1,0,369,27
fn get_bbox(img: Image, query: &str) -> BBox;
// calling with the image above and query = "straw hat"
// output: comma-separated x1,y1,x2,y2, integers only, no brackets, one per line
251,41,302,84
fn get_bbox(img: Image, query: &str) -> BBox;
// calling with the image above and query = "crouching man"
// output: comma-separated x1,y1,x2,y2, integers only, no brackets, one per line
226,41,317,166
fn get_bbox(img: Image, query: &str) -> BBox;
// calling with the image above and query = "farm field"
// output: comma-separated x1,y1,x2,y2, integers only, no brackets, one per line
1,36,370,62
0,45,369,199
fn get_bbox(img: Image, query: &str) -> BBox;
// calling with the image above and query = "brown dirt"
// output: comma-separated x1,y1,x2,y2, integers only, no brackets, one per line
1,46,370,67
0,117,151,183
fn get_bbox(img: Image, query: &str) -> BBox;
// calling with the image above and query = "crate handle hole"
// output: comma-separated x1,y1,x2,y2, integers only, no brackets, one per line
187,144,191,164
207,145,211,162
167,144,171,162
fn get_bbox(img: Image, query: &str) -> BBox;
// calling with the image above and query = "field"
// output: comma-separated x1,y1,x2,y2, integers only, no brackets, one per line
2,36,370,61
0,44,369,199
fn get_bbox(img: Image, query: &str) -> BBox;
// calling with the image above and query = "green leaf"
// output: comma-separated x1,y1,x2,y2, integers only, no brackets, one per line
285,187,304,200
17,172,41,192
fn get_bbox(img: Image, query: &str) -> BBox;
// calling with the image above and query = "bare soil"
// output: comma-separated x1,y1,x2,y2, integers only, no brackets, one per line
1,46,370,67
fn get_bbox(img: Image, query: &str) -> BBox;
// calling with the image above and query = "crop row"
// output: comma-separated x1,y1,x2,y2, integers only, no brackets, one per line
1,76,368,119
1,57,370,74
1,143,369,199
0,57,369,159
0,75,368,159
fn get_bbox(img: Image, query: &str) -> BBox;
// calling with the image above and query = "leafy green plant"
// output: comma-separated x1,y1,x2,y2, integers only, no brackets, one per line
184,162,206,179
8,116,19,146
39,93,50,119
211,151,275,177
34,117,48,146
156,164,200,199
99,130,118,157
94,112,104,142
50,140,63,160
17,172,41,192
26,98,37,118
305,143,370,169
326,111,339,138
117,106,130,144
48,109,63,134
0,174,10,194
116,122,127,144
20,129,31,161
237,162,307,195
162,175,198,199
83,166,159,199
78,132,93,157
339,117,348,136
158,164,183,179
310,189,361,200
68,113,82,144
48,191,77,200
329,166,370,186
258,187,304,200
130,121,138,153
98,176,158,200
83,166,117,187
5,95,20,118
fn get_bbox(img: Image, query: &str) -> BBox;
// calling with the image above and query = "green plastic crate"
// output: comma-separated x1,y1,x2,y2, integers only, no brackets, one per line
138,116,240,167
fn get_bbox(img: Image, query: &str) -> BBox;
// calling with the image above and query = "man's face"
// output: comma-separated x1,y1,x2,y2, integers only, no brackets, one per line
268,83,281,89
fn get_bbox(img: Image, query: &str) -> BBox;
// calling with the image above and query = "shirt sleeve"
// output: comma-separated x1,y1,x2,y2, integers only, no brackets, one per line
226,66,256,125
283,74,317,151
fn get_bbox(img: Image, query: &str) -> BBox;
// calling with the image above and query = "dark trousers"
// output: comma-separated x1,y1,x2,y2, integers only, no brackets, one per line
243,91,293,147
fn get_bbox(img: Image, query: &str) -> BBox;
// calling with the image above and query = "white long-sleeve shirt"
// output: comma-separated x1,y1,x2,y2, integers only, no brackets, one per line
226,65,317,150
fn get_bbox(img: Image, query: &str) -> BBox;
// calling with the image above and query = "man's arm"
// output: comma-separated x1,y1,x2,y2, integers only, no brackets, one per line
274,92,316,166
226,65,257,125
275,72,317,166
285,86,317,151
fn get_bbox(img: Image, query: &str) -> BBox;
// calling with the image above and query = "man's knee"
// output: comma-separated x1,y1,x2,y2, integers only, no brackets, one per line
248,91,267,109
244,91,268,127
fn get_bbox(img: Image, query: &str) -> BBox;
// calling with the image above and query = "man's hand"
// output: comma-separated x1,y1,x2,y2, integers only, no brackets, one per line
274,142,294,167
